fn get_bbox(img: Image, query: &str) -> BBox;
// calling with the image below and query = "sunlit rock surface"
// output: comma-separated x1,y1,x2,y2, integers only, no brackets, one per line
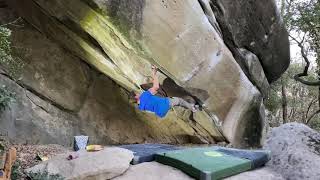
3,0,289,147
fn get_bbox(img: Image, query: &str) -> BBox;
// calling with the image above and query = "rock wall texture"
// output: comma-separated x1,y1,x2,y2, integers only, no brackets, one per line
209,0,290,83
1,0,290,147
264,123,320,180
0,6,219,146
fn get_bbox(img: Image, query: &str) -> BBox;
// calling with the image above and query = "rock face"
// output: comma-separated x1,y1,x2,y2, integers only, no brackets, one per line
226,168,284,180
209,0,290,83
264,123,320,180
0,3,221,146
2,0,290,146
0,5,222,146
114,162,286,180
0,74,80,145
26,147,134,180
113,162,194,180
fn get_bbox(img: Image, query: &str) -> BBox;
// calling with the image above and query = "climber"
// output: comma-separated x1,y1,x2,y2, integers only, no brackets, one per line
130,65,198,118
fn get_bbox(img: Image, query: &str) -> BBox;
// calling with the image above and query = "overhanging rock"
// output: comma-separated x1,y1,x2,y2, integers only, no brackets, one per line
5,0,287,147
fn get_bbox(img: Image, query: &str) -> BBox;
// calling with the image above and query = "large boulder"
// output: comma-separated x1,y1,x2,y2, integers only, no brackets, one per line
113,162,285,180
209,0,290,83
113,162,194,180
12,24,92,112
26,147,133,180
0,73,80,146
0,5,222,145
3,0,290,146
227,123,320,180
226,168,284,180
264,123,320,180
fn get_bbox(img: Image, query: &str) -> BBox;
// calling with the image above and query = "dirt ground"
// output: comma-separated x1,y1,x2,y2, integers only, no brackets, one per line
1,137,69,179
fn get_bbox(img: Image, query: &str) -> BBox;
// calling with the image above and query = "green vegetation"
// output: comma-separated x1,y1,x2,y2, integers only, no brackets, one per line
11,161,65,180
27,171,65,180
0,85,15,111
0,23,23,111
266,64,319,123
0,26,11,62
284,0,320,61
10,160,23,180
0,26,15,111
0,25,24,79
266,0,320,130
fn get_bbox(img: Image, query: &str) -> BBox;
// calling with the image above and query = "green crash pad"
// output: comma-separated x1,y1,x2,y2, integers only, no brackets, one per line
155,148,252,180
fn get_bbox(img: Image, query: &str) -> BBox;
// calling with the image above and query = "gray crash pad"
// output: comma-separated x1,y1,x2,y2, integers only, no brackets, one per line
119,144,182,165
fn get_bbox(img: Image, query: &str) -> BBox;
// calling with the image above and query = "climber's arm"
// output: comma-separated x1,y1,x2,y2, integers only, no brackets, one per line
149,65,159,95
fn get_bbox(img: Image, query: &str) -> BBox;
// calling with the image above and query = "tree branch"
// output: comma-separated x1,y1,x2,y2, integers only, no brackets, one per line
0,18,23,27
281,77,288,123
318,86,320,107
306,110,320,124
289,34,320,86
306,76,320,125
305,98,317,119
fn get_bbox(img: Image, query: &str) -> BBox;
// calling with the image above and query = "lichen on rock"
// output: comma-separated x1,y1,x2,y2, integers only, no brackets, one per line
3,0,290,147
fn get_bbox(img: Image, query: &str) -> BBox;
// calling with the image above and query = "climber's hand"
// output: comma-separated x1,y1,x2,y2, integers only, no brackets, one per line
151,65,157,77
149,65,159,95
151,65,157,71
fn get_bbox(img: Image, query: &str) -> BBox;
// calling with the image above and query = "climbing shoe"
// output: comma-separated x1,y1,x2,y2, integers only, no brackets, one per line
192,105,199,113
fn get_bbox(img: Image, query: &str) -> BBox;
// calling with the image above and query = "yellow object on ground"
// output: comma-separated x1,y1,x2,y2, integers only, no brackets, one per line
86,145,103,152
36,154,49,161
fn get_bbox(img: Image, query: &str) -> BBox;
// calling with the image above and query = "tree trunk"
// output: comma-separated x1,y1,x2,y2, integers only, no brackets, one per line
280,0,286,16
290,84,298,119
281,77,288,124
318,74,320,108
305,98,317,120
306,110,320,125
306,74,320,125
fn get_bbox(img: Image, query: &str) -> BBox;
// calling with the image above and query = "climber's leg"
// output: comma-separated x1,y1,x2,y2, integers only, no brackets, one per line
170,97,198,112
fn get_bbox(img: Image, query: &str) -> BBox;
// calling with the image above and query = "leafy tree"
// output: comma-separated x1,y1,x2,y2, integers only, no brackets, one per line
0,24,21,111
0,85,15,111
267,0,320,129
0,26,12,65
0,25,24,79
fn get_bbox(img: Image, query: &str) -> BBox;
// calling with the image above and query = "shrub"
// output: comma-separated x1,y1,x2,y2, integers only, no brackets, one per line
27,171,65,180
0,25,24,79
0,85,15,111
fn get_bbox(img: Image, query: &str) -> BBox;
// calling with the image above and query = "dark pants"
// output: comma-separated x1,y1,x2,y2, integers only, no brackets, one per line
169,97,194,110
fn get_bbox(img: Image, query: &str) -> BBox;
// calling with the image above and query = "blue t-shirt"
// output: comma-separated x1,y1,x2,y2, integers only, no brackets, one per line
138,91,170,118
